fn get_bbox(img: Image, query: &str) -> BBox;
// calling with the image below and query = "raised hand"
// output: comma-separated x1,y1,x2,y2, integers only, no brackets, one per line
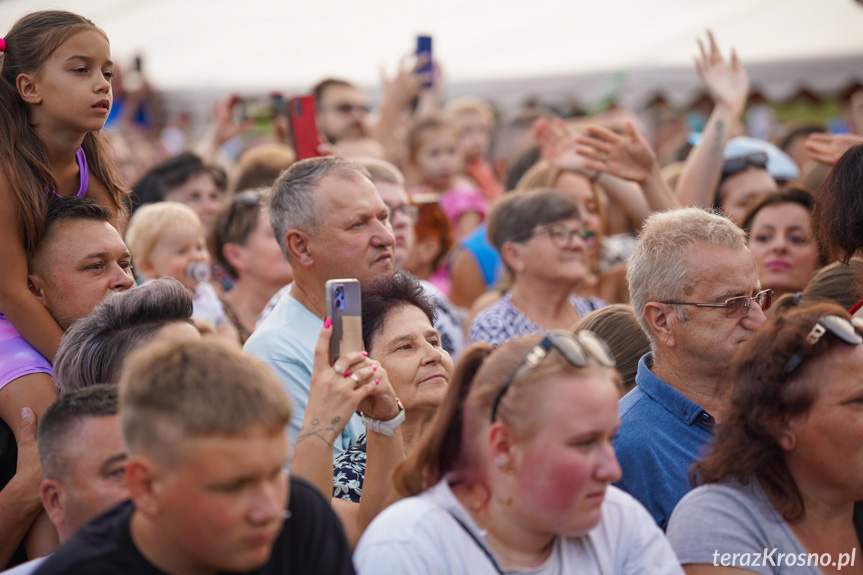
695,30,748,114
208,94,255,147
379,54,425,112
532,117,591,174
299,321,380,447
575,122,658,183
804,132,863,165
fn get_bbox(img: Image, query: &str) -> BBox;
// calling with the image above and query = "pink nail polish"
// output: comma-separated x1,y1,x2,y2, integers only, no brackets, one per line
372,365,377,372
374,379,380,385
361,351,368,357
344,370,351,378
324,318,332,329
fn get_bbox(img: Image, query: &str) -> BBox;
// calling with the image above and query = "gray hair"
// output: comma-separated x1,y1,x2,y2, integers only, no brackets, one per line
53,278,194,394
355,157,405,187
269,156,371,259
626,208,747,349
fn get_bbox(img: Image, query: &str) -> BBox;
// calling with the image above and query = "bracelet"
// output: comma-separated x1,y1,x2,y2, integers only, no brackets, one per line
361,403,405,436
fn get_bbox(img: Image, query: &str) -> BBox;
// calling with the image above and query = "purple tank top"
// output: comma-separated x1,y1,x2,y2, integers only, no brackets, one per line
45,147,89,198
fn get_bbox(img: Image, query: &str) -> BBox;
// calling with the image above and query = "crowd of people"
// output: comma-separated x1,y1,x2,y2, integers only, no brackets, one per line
2,8,863,575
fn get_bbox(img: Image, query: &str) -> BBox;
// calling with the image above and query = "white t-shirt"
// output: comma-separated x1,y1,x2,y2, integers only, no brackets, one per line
354,479,683,575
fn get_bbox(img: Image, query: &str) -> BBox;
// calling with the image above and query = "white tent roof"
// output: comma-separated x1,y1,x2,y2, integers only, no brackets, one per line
4,0,863,109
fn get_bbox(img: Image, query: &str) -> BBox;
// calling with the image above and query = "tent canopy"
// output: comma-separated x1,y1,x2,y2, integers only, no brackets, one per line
3,0,863,110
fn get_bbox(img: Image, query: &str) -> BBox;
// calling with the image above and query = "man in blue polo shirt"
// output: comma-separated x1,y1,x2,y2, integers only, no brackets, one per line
615,207,770,529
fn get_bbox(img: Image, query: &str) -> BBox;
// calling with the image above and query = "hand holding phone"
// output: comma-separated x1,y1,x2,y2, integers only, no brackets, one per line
326,279,363,365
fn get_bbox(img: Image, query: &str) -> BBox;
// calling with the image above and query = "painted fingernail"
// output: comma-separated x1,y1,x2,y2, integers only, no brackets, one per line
374,379,380,386
343,370,351,378
372,365,377,372
324,318,332,329
361,351,368,357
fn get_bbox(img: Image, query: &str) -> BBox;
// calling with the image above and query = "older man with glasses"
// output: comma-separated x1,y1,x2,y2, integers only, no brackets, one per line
614,207,770,529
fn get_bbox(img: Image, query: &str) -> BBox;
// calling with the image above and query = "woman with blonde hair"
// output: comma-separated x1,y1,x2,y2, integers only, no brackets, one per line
354,333,682,574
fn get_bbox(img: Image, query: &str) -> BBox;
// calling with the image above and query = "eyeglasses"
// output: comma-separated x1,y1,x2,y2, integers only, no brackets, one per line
327,103,371,115
529,225,595,250
388,204,419,223
490,330,616,423
662,289,773,318
785,315,863,374
722,152,769,179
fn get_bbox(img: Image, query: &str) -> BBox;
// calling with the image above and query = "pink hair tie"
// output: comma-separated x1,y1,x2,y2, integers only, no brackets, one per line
0,38,6,52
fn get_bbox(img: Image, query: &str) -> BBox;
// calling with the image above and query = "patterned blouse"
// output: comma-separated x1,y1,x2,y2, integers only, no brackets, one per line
467,291,608,347
332,433,368,503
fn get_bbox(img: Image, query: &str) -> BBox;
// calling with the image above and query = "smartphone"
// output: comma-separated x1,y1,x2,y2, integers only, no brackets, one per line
288,95,322,160
236,94,284,123
416,35,433,89
326,279,363,365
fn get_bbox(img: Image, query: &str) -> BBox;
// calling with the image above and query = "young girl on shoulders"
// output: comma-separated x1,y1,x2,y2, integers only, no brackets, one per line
0,10,129,564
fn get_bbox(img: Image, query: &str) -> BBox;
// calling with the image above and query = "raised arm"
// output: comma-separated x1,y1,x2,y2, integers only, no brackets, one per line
191,95,254,165
533,117,655,228
675,31,749,208
291,322,378,497
371,55,429,164
575,122,681,217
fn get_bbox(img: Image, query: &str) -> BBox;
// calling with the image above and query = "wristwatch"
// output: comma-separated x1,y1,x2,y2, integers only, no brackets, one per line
361,404,405,436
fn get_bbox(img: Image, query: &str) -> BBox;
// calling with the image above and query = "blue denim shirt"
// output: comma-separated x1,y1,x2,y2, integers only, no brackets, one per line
613,353,716,530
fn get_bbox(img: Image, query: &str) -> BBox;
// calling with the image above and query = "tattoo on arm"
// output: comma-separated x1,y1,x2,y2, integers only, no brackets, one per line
296,417,342,447
712,120,725,156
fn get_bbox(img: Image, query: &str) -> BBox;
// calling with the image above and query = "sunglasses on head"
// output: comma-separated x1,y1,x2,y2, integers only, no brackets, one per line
490,331,616,423
232,190,264,207
785,315,863,374
722,152,769,180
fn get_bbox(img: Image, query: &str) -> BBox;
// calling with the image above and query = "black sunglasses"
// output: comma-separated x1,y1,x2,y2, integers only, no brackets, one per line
785,315,863,374
490,331,616,423
722,152,769,180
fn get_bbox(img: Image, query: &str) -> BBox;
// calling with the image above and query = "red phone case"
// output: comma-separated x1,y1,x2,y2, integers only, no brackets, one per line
288,95,322,160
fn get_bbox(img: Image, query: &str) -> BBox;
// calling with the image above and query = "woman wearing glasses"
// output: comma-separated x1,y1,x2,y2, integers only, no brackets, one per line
354,332,682,574
212,189,293,343
667,303,863,574
467,189,607,347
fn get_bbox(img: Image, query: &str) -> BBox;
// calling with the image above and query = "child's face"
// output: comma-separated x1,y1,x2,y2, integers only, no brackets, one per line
414,128,462,191
453,110,490,162
144,224,211,291
164,173,225,230
25,29,113,134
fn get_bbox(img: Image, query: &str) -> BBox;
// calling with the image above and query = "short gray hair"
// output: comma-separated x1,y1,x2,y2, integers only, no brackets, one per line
626,208,747,348
270,156,371,259
53,278,194,394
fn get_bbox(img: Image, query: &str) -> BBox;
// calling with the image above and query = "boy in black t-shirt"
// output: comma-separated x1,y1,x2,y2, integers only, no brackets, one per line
34,339,355,575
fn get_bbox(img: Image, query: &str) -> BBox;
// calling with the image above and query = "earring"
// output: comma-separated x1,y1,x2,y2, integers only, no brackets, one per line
495,455,514,473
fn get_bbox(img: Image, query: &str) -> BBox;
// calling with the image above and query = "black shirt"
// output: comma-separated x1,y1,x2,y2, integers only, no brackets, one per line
34,476,355,575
